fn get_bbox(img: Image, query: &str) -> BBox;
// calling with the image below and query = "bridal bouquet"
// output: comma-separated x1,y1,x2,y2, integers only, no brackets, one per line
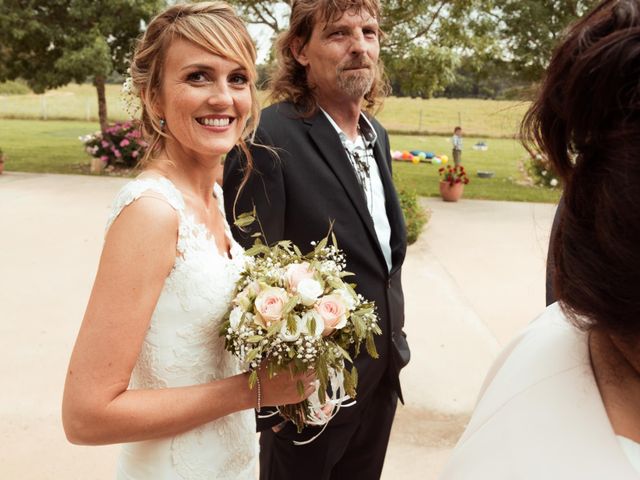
220,214,381,438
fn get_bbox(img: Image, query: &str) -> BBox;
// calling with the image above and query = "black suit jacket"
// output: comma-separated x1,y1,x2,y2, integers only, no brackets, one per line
223,102,410,430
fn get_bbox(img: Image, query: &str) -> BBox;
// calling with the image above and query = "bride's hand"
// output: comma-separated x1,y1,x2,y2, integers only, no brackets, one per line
258,368,316,407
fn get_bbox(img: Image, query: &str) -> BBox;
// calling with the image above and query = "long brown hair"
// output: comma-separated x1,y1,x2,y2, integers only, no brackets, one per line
522,0,640,337
269,0,390,116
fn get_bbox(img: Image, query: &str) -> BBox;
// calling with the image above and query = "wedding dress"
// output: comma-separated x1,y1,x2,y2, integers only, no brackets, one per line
106,176,257,479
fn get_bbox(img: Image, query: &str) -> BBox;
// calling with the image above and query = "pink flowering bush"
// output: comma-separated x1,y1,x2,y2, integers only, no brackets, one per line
80,121,147,168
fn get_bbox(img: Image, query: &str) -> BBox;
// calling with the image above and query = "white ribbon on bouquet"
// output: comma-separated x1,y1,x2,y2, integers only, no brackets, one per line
257,368,356,446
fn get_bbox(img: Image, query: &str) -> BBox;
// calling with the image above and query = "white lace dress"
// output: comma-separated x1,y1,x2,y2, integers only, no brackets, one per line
106,177,257,480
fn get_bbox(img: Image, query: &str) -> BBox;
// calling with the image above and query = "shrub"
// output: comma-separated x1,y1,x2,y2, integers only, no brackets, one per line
80,121,147,168
397,187,429,245
526,153,561,188
0,80,31,95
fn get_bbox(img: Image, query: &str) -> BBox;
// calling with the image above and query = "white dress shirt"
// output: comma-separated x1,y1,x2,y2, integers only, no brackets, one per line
320,109,393,272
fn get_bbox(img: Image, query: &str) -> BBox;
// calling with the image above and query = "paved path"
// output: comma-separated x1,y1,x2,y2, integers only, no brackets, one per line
0,173,558,479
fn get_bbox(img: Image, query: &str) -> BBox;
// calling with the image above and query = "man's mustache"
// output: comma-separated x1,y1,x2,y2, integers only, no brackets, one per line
337,59,375,73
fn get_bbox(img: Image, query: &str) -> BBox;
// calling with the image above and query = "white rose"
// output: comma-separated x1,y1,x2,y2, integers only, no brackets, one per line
229,307,243,329
279,315,303,342
334,288,357,310
541,170,547,176
297,279,323,306
301,310,324,338
550,178,558,187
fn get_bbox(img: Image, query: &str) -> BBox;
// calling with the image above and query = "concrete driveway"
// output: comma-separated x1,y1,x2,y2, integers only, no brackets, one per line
0,172,558,479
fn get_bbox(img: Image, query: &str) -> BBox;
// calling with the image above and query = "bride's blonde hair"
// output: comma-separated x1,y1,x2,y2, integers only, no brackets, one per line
129,2,259,180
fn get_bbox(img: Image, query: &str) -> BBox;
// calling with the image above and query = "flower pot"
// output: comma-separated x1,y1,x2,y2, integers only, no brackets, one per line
439,181,464,202
90,157,105,174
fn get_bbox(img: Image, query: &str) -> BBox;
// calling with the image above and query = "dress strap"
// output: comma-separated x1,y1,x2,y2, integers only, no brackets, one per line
105,176,186,236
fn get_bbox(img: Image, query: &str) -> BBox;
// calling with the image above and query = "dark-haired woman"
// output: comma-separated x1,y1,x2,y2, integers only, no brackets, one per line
440,1,640,477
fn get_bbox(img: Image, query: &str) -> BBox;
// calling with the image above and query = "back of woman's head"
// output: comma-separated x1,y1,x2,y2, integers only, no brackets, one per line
129,2,259,166
523,0,640,338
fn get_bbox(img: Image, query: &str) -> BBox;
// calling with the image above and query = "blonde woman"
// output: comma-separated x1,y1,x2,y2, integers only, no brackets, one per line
61,3,315,479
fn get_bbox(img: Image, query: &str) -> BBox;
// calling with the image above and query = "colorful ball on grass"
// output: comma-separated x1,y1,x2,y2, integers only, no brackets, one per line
401,151,412,160
418,152,427,160
432,157,442,165
411,156,420,164
392,150,402,160
440,154,449,163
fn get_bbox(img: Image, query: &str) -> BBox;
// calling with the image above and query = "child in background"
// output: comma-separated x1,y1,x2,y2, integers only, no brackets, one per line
452,126,463,166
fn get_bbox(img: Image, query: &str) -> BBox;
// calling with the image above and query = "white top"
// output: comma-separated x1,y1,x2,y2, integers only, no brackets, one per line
619,436,640,475
452,134,462,150
320,109,393,272
107,177,257,480
440,302,640,480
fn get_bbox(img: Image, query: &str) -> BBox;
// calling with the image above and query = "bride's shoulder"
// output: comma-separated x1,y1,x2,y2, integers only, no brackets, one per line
106,175,184,234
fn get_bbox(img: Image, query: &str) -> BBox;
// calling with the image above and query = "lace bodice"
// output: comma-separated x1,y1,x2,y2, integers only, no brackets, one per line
108,177,257,480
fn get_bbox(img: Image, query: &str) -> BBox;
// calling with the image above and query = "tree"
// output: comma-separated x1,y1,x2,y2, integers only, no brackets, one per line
0,0,162,131
490,0,599,82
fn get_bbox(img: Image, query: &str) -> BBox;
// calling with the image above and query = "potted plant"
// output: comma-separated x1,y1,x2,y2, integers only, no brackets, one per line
0,147,5,175
439,164,469,202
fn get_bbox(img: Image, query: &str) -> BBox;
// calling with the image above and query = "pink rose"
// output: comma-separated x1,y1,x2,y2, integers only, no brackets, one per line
285,262,315,291
119,139,130,147
131,150,139,158
315,294,348,336
254,287,289,328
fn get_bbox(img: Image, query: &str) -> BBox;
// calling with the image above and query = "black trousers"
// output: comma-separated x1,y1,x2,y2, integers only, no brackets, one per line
259,381,398,480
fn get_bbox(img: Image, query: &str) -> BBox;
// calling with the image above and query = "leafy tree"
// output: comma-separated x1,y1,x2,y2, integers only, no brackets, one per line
492,0,599,82
0,0,162,131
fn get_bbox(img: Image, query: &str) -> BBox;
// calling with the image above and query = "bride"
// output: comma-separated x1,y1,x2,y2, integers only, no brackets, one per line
61,3,315,479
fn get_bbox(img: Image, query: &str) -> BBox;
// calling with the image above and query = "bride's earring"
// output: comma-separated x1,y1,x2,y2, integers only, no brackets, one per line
159,118,166,130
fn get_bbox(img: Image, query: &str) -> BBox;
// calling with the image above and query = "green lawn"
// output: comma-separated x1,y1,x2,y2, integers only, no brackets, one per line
1,83,530,138
390,135,561,203
0,118,561,203
0,119,96,174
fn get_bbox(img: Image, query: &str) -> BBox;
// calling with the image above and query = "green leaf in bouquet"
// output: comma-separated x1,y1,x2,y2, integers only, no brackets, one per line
293,244,302,257
314,237,328,254
307,316,317,336
245,244,271,257
283,294,300,315
246,348,260,363
336,345,353,363
351,366,358,392
267,320,282,337
343,368,356,398
356,307,375,316
352,315,366,338
219,320,230,336
297,379,305,398
327,277,345,290
251,232,262,238
366,334,379,359
339,271,356,278
331,231,338,248
286,315,297,334
246,335,263,343
288,348,296,359
248,370,258,389
234,212,256,228
316,358,329,387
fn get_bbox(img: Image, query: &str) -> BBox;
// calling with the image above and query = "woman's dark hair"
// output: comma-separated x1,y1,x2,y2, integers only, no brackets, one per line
522,0,640,338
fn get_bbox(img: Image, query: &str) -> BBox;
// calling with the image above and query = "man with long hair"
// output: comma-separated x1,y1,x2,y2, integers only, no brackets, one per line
223,1,410,478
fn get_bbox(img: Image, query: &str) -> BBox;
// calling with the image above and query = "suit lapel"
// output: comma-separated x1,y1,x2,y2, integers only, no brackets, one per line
306,113,388,269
